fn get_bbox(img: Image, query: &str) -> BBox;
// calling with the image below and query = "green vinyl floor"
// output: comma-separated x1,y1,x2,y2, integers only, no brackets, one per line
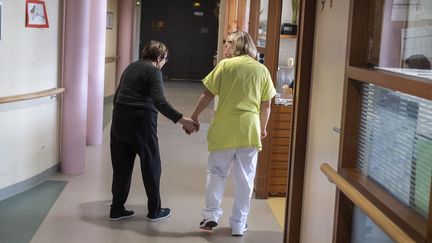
0,180,67,243
103,99,114,130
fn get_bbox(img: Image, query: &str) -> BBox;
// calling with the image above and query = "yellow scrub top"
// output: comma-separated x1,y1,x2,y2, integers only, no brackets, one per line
203,55,276,152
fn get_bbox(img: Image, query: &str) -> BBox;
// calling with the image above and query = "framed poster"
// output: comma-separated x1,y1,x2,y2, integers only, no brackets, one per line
25,0,49,28
0,2,3,39
106,12,113,29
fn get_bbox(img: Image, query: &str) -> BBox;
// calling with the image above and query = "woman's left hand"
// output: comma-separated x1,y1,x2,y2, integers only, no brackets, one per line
179,117,198,135
261,129,267,139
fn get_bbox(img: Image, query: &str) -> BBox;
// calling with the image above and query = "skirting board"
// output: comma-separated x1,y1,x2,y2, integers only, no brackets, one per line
0,164,59,201
104,95,114,103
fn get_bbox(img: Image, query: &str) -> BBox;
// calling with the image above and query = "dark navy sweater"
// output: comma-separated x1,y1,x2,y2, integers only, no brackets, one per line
114,59,183,123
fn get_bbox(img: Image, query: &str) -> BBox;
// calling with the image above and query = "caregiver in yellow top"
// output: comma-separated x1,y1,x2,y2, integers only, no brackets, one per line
190,30,276,237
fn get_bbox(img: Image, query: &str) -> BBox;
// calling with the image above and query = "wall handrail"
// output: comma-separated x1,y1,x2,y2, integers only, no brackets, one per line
105,55,119,63
0,88,65,104
320,163,416,243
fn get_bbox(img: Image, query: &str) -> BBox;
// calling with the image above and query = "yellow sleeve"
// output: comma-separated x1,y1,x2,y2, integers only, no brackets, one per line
261,67,276,101
202,60,225,96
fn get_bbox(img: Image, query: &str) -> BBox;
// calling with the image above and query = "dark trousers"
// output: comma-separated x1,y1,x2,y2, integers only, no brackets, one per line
110,104,161,217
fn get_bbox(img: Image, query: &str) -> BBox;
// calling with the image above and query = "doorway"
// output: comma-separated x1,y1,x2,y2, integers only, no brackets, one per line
139,0,218,80
223,0,316,242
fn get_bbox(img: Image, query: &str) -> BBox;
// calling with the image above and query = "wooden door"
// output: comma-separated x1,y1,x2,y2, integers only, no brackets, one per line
167,10,193,79
140,0,218,81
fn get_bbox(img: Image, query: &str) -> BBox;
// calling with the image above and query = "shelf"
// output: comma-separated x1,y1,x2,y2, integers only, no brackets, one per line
280,34,297,39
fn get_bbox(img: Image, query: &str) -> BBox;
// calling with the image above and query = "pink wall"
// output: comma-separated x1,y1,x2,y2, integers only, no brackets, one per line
61,0,91,174
87,0,108,145
116,0,135,86
62,0,115,173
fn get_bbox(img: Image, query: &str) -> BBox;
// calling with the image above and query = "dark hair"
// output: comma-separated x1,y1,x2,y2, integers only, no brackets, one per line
405,54,431,70
141,40,168,61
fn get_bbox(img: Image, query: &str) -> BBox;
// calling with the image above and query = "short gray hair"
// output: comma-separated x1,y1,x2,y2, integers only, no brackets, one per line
226,31,257,59
141,40,168,61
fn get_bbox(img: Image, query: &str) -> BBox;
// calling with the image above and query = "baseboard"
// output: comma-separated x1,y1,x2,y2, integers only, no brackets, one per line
104,95,114,103
0,164,59,202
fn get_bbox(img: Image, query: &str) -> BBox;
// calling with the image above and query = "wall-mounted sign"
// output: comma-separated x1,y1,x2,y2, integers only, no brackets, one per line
25,0,49,28
152,21,165,31
106,12,113,29
0,2,3,39
194,11,204,16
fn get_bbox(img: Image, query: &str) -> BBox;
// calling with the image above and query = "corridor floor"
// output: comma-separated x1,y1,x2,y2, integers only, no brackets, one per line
30,81,283,243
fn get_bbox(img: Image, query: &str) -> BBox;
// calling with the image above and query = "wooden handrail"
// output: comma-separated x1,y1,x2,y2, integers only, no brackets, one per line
105,56,119,63
0,88,65,104
320,163,416,243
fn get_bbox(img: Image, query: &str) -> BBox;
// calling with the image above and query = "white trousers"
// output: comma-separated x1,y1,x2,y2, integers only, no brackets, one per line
202,147,258,228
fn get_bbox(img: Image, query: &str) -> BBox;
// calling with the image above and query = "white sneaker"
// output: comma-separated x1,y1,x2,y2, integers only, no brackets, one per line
231,224,248,236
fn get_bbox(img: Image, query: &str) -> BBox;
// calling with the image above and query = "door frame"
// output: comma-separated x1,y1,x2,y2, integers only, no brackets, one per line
283,0,317,242
219,0,317,241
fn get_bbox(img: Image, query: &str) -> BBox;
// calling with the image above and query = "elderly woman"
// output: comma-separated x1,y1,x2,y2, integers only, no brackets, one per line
191,31,276,236
109,40,197,222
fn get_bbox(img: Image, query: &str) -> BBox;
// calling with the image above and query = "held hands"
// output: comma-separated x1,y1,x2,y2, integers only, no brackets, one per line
261,128,267,140
191,115,200,132
179,116,199,135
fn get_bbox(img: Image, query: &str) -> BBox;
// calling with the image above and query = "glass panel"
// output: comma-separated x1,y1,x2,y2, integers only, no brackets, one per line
351,206,394,243
257,0,269,47
245,0,251,30
368,0,432,80
356,83,432,217
275,0,297,106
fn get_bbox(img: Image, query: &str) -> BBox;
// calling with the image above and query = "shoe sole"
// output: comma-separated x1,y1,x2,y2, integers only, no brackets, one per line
199,227,214,233
231,225,248,236
109,213,135,221
146,210,172,222
199,221,218,232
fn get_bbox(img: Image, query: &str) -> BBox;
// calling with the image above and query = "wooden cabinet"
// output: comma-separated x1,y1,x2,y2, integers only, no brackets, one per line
267,104,292,196
255,104,292,198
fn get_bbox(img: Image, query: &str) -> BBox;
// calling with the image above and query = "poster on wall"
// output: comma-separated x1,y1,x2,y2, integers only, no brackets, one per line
25,0,49,28
0,2,3,39
106,12,113,29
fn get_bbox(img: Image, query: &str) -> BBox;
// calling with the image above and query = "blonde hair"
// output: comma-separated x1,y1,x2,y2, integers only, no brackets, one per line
226,31,257,59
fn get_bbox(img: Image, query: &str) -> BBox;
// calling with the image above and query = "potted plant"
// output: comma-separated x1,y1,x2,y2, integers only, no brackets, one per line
281,0,299,35
291,0,299,25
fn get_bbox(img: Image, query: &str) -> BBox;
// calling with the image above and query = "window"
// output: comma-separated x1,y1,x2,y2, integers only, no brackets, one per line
334,0,432,242
366,0,432,80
